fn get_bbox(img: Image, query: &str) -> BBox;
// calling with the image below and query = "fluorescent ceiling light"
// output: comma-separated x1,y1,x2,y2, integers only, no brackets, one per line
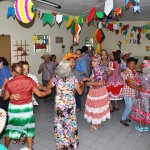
34,0,61,9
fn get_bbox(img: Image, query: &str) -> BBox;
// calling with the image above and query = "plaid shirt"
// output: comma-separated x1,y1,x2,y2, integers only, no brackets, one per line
39,61,56,81
122,68,138,98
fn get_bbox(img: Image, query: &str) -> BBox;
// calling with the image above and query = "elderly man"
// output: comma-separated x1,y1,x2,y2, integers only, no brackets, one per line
38,54,56,102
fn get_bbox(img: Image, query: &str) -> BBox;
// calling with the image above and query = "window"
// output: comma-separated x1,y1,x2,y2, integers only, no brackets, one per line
85,37,93,47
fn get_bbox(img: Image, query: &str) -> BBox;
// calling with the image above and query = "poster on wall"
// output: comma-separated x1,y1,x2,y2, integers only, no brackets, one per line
34,35,50,53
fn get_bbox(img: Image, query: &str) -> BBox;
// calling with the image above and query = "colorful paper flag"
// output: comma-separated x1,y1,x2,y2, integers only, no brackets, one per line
7,7,15,19
104,0,113,16
88,7,96,23
42,13,53,26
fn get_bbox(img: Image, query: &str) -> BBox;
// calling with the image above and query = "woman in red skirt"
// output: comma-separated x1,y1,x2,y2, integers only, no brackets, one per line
84,55,110,130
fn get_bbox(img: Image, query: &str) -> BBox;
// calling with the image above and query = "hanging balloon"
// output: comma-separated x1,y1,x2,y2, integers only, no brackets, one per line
14,0,35,24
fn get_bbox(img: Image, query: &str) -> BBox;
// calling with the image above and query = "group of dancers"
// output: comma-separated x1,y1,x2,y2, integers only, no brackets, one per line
0,48,150,150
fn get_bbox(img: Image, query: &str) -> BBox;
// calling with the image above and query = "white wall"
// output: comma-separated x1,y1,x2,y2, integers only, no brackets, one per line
0,1,96,82
0,1,149,82
102,21,150,65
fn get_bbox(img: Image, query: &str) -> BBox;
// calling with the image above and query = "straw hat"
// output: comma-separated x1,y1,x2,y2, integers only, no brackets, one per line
41,54,51,59
122,51,131,57
62,53,77,61
0,108,7,134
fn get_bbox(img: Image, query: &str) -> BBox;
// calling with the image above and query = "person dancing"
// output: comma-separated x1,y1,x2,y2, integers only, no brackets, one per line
3,62,51,150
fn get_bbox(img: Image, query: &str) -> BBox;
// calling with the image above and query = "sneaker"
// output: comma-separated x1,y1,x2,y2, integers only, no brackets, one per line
144,126,149,132
135,125,144,133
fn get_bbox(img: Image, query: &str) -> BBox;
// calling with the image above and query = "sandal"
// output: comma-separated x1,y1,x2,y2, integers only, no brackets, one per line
76,108,81,112
113,107,119,111
91,125,100,130
12,140,19,144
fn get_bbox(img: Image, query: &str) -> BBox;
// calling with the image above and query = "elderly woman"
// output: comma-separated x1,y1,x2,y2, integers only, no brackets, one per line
131,59,150,132
46,60,84,150
3,62,51,150
84,55,110,130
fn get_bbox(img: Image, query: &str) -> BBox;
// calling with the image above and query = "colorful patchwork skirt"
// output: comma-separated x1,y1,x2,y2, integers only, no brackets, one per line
84,86,110,125
131,92,150,124
3,102,35,139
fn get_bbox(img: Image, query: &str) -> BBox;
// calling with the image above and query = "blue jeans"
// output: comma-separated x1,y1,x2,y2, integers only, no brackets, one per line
75,92,81,109
121,96,136,121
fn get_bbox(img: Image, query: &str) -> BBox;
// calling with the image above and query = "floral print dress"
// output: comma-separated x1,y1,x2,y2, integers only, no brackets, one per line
53,75,79,150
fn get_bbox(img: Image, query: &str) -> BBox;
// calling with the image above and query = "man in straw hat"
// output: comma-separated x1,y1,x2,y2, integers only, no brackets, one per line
38,53,56,102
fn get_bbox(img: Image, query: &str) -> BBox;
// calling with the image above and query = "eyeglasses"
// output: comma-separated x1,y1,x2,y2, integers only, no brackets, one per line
92,60,99,62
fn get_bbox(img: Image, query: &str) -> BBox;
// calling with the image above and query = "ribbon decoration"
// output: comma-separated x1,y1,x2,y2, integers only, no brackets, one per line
114,8,122,17
104,0,113,16
78,14,83,26
7,7,15,19
88,7,96,23
125,0,131,9
133,6,140,13
42,13,53,27
66,16,74,29
63,15,69,21
115,30,119,35
131,26,138,32
96,12,104,19
56,14,63,26
106,23,113,31
134,0,140,2
74,23,81,44
121,6,125,15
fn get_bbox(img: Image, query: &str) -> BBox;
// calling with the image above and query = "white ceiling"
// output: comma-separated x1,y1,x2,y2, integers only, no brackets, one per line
7,0,150,21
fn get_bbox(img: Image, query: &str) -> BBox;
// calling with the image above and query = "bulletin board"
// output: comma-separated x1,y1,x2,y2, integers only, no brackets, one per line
0,35,11,66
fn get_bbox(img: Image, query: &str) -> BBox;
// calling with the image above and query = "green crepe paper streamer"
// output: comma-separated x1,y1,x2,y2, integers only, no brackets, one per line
119,23,122,27
78,14,83,26
43,13,53,26
122,6,125,15
131,26,138,32
71,21,75,36
145,25,150,30
63,15,69,21
96,12,104,19
123,30,128,36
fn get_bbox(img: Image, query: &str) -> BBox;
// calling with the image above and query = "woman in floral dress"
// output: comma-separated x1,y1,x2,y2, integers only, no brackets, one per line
46,61,84,150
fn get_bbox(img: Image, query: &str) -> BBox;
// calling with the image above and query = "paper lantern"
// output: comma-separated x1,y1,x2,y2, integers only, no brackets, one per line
14,0,35,24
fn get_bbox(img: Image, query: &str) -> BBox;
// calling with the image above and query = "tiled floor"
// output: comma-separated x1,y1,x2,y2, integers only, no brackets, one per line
0,94,150,150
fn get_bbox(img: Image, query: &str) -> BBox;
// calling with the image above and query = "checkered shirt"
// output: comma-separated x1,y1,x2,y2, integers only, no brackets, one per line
122,68,138,98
